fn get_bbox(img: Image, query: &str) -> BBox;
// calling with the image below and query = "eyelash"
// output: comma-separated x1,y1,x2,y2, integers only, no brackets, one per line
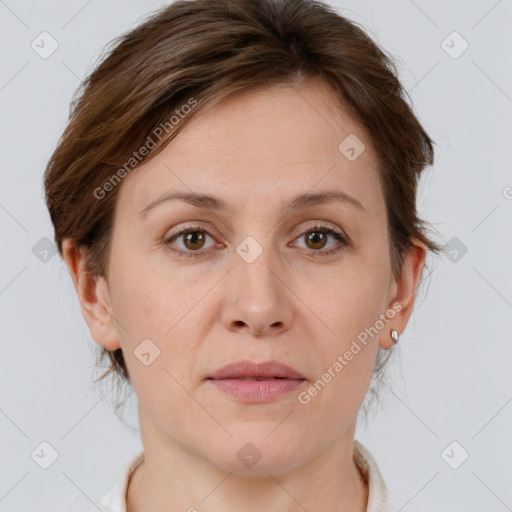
163,223,349,259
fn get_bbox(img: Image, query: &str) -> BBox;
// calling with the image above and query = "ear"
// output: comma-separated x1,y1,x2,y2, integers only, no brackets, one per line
61,238,121,351
379,239,427,349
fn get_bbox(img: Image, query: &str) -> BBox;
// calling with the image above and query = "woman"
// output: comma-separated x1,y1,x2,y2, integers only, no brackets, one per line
43,0,441,510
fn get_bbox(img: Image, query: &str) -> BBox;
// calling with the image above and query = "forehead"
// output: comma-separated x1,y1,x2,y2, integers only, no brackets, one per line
118,79,383,216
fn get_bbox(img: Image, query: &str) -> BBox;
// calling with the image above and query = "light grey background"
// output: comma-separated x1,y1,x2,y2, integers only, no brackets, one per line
1,1,511,511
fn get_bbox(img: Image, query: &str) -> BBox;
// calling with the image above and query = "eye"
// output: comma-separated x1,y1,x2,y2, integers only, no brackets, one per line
163,223,349,259
164,224,218,258
291,224,349,257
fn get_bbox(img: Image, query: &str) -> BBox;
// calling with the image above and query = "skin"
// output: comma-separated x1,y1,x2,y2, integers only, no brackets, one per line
63,78,426,512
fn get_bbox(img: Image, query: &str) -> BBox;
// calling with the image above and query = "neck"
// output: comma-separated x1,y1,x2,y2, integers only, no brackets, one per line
127,415,369,512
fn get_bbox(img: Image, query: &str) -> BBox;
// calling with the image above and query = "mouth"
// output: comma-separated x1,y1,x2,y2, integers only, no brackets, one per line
206,360,306,403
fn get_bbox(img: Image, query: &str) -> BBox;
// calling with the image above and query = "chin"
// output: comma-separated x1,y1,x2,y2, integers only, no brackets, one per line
200,426,310,475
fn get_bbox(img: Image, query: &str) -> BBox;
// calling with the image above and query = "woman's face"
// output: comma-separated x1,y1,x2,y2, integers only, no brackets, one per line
84,79,421,473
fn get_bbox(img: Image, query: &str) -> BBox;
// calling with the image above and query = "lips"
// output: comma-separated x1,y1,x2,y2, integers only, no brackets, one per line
206,360,306,402
207,360,305,381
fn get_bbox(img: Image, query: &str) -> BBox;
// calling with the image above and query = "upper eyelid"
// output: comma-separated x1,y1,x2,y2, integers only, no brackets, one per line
165,221,344,239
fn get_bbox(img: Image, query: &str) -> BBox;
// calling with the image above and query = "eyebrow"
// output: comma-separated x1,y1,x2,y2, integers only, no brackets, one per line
140,188,365,219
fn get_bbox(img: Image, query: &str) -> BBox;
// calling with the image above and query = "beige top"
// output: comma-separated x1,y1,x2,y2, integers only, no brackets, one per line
101,439,388,511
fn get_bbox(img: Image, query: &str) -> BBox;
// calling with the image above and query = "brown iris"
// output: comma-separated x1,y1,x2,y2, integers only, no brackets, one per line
305,230,328,250
182,231,206,251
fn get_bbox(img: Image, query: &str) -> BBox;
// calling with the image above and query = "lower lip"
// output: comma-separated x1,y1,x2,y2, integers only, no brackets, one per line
208,378,305,402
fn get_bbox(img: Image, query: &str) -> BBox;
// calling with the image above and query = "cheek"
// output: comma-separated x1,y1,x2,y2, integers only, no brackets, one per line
108,253,206,377
109,250,186,333
301,261,387,407
303,296,380,431
310,258,389,338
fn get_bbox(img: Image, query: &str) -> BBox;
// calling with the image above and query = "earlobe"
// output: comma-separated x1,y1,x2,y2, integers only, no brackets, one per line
380,240,427,349
61,239,121,351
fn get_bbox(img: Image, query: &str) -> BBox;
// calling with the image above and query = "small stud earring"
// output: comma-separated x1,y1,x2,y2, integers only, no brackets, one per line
390,329,399,344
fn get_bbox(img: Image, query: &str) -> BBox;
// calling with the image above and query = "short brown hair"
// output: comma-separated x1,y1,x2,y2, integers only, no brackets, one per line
44,0,441,416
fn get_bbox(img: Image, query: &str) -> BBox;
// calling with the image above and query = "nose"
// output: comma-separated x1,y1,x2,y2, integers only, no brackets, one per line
221,248,293,338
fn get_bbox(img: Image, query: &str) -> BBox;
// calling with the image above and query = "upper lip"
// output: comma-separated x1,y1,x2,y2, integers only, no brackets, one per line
207,360,305,380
